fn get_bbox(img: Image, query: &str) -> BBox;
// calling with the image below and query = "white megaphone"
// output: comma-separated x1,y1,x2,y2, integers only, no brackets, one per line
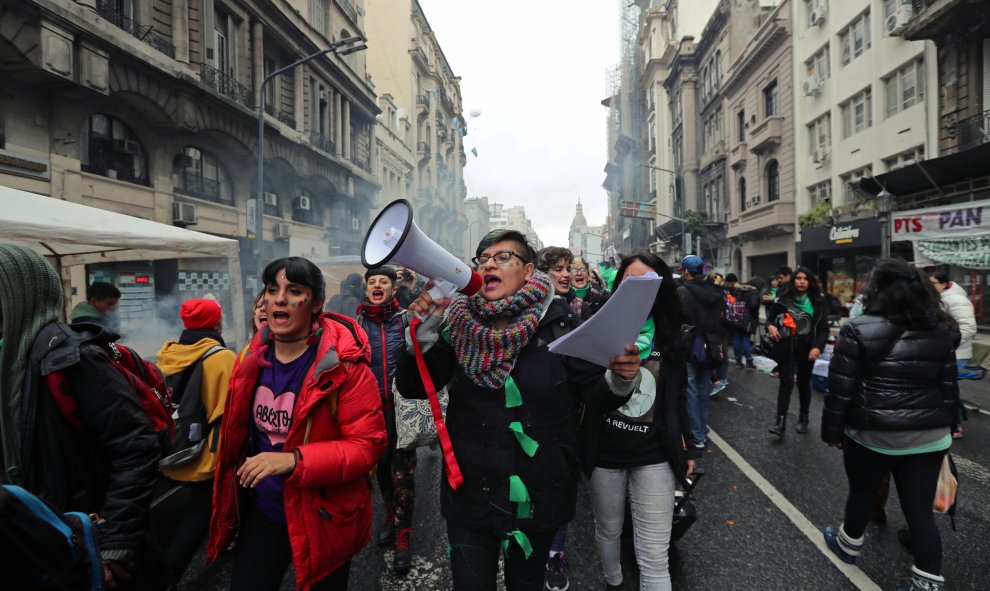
362,199,483,305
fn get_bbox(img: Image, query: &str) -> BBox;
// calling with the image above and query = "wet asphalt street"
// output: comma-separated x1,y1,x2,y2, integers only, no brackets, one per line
179,364,990,590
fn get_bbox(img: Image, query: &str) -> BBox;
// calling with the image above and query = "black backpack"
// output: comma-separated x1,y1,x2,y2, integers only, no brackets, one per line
0,485,102,591
158,345,226,470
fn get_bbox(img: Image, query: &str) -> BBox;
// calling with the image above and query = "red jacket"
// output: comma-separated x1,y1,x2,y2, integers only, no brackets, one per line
207,313,387,590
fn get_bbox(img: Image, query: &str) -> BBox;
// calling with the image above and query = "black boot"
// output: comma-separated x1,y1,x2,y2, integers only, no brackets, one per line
769,415,786,438
393,528,412,576
796,413,809,434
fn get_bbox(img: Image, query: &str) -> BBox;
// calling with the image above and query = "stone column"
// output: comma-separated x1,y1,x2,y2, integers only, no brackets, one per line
334,90,343,157
342,98,351,160
172,0,189,63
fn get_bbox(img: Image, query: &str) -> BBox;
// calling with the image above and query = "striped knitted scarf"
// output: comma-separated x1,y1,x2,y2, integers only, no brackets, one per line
447,271,553,389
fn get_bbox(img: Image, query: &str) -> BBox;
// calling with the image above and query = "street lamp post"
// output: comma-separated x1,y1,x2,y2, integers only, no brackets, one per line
876,189,893,260
252,36,367,287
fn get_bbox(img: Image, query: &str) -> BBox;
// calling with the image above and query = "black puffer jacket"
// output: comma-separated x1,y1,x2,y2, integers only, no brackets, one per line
822,314,961,444
20,322,161,554
395,298,628,534
677,279,724,333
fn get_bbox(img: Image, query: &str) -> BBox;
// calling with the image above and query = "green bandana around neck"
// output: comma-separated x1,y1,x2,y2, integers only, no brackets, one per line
793,293,814,316
573,284,590,299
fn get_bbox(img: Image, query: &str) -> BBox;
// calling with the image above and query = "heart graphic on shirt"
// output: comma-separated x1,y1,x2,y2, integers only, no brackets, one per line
253,385,295,445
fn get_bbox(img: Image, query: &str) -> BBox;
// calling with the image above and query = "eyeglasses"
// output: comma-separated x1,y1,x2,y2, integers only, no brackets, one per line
571,267,588,274
472,250,528,267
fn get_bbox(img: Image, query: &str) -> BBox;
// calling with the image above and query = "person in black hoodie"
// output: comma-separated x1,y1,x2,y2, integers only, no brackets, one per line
582,253,700,590
676,255,725,448
0,243,160,590
822,260,959,591
396,229,641,591
765,265,829,437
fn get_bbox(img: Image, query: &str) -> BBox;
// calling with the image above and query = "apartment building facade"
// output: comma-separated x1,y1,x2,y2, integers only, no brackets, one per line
861,0,990,326
0,0,381,331
364,0,468,258
723,0,797,280
792,0,939,303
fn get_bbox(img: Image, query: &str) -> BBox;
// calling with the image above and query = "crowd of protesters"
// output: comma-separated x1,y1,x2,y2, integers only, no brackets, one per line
0,232,963,591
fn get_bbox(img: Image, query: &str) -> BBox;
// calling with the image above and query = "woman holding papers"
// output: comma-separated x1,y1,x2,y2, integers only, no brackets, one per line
395,228,641,591
579,252,700,591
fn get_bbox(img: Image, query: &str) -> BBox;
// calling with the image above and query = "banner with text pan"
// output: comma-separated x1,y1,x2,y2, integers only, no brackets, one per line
892,198,990,241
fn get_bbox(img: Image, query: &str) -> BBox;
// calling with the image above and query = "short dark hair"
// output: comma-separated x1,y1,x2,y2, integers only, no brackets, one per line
263,257,326,304
775,266,793,278
536,247,573,272
725,273,739,283
476,229,536,263
365,265,397,284
87,282,120,301
932,271,950,284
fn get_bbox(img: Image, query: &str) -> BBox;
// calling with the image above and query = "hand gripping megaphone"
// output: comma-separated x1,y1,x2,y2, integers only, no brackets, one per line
361,199,483,302
361,198,476,490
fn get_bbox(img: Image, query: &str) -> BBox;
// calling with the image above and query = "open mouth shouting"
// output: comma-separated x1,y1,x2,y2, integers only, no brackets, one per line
270,309,291,327
483,273,502,293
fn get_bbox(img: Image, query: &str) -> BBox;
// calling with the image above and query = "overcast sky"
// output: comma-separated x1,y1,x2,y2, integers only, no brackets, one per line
419,0,620,248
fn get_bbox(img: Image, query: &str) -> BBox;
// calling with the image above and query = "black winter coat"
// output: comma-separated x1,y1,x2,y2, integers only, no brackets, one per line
395,298,628,534
766,295,830,352
677,279,724,334
822,315,961,445
20,322,161,553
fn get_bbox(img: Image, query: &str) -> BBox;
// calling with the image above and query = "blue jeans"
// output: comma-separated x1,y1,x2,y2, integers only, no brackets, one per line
732,329,753,362
589,463,676,590
686,362,713,445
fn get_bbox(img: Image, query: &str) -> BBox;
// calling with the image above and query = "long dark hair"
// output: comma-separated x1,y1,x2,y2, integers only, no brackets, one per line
614,253,684,356
777,265,825,312
864,259,957,332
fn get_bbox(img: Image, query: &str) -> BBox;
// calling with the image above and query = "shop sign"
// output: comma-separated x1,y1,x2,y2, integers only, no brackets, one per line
829,225,860,244
914,237,990,270
290,237,329,260
892,199,990,240
0,149,51,181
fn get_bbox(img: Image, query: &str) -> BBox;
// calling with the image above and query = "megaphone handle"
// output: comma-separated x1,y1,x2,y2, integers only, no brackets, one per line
413,278,459,321
408,316,464,490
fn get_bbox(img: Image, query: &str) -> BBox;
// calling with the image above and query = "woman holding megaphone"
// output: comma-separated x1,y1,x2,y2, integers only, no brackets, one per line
395,229,642,591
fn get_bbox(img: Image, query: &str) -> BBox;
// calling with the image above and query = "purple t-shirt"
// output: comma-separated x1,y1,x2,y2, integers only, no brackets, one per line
251,344,316,523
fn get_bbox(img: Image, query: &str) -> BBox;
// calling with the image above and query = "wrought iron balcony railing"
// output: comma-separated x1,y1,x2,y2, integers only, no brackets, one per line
265,103,296,128
201,63,253,109
956,109,990,153
96,0,175,58
309,131,336,154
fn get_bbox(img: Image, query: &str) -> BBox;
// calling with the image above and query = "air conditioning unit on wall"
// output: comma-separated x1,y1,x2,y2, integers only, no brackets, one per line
273,222,291,240
804,77,822,96
809,6,827,27
294,195,311,211
172,202,198,226
263,192,278,206
812,147,830,164
112,139,142,155
886,5,914,36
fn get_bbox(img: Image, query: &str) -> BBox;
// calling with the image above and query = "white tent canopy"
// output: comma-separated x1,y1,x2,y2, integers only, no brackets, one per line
0,186,246,345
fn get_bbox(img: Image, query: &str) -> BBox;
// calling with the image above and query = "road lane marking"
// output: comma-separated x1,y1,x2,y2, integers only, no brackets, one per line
707,429,882,591
955,454,990,488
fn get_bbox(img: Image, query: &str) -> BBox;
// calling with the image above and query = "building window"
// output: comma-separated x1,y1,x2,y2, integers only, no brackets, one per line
883,59,926,118
292,187,317,224
764,81,779,117
766,160,780,202
808,181,831,204
882,146,925,171
808,113,832,153
739,177,747,212
737,109,745,142
80,113,149,185
840,88,872,138
840,166,872,204
309,0,327,37
839,10,871,66
176,146,232,204
805,43,831,81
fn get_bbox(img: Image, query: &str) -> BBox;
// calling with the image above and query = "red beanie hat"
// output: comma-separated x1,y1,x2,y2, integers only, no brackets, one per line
180,299,222,330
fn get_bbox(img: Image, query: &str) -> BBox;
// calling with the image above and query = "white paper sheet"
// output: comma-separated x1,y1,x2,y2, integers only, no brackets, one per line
548,273,662,366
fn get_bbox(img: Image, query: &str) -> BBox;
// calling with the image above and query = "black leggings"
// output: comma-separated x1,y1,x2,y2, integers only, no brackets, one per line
447,521,556,591
776,342,813,417
841,438,945,574
230,509,350,591
153,479,212,587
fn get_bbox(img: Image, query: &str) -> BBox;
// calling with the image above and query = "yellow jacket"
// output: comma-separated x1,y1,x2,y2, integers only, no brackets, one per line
155,337,236,481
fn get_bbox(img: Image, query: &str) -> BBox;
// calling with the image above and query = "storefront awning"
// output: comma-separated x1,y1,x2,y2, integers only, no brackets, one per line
859,142,990,196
